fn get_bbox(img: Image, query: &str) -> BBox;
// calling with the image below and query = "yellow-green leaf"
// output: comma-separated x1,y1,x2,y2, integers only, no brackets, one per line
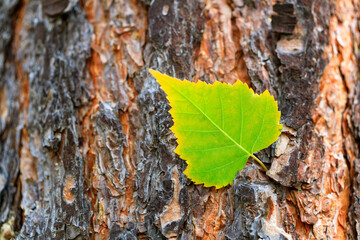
149,69,282,188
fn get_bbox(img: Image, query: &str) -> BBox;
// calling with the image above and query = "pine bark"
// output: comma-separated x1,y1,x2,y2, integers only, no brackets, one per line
1,0,360,239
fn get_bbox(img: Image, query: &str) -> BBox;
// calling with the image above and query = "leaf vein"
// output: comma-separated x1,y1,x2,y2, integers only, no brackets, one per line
185,144,237,153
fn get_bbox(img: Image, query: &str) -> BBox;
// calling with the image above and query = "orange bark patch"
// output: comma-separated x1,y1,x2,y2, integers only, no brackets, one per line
194,0,250,86
82,0,147,237
192,187,230,239
63,175,76,203
0,88,7,122
20,129,38,184
160,168,182,239
289,1,355,238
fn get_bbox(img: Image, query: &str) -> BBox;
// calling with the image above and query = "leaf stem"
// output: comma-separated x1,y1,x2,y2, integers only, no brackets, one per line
250,154,268,171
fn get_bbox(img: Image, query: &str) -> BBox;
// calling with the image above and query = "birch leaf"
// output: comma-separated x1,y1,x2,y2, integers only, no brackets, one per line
149,69,282,188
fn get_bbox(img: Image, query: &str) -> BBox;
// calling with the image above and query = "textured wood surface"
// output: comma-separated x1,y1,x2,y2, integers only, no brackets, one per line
0,0,360,239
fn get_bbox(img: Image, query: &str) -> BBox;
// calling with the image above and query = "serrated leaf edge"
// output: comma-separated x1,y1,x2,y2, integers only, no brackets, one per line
149,69,282,188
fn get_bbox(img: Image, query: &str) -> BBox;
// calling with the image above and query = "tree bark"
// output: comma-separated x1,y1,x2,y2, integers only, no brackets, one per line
1,0,359,239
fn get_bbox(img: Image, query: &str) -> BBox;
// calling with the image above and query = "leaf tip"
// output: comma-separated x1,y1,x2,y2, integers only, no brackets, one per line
149,69,163,81
148,68,156,75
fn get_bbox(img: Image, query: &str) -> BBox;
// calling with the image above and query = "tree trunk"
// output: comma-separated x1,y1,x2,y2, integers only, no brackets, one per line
1,0,360,239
